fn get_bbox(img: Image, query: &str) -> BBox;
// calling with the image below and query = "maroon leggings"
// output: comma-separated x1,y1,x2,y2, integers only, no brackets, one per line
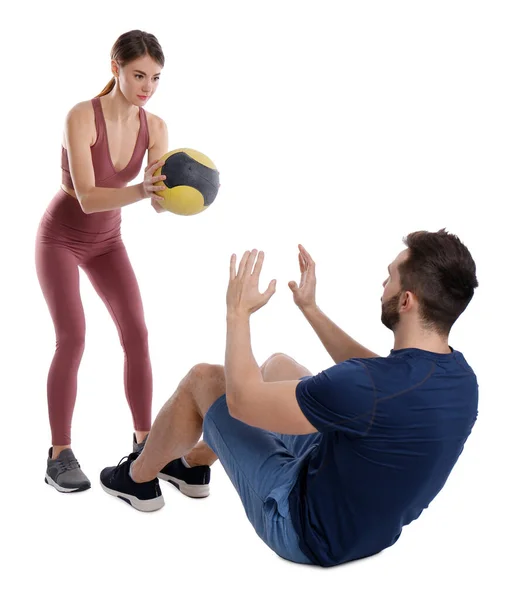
35,190,152,445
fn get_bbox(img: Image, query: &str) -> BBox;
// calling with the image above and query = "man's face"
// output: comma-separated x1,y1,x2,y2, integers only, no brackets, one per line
381,250,408,331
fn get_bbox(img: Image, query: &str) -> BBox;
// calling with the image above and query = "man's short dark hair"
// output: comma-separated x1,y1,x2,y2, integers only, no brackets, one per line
399,229,478,335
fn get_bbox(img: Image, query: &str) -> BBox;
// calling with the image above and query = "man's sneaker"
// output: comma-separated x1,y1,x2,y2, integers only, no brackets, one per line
100,452,164,512
45,448,91,493
132,434,211,498
158,458,211,498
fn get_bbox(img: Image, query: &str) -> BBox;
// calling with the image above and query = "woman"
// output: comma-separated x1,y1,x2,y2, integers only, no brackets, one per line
35,29,169,493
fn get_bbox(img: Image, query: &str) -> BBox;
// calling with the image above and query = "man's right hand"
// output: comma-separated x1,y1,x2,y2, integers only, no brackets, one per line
288,244,317,310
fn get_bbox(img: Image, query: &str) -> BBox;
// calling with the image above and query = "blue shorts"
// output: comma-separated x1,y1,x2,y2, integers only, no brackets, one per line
203,394,320,565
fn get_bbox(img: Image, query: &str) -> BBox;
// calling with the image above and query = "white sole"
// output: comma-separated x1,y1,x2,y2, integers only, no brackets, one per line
158,473,210,498
100,482,165,512
45,474,90,493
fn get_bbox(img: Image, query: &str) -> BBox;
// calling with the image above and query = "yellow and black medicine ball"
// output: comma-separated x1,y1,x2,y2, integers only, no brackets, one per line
153,148,220,216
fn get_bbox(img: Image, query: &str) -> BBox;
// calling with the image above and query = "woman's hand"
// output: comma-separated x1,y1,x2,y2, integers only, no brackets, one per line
142,158,166,202
151,198,167,213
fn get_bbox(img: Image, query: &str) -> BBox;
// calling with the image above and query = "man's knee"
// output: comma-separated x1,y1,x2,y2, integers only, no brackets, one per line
261,352,312,381
260,352,292,372
185,363,226,410
268,352,291,362
188,363,225,384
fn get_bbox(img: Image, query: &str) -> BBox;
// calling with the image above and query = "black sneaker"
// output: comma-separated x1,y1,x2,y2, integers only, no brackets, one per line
133,434,210,498
45,448,91,493
158,458,211,498
100,452,164,512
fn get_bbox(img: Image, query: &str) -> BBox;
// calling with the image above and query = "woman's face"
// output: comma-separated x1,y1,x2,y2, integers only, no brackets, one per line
113,55,162,106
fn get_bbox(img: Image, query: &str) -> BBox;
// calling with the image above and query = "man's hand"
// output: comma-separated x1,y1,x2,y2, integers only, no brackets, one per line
288,244,317,310
227,250,276,318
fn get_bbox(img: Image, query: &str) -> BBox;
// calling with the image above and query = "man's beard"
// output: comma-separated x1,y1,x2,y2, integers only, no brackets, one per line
381,292,402,331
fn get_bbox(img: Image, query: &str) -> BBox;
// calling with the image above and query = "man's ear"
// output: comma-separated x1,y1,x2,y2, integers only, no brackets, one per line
400,290,416,313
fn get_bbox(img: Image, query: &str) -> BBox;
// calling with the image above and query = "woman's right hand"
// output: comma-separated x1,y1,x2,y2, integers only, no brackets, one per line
151,197,167,213
142,158,167,201
288,244,317,310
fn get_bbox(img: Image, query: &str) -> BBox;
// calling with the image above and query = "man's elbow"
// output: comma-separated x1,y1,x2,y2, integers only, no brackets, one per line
226,393,246,421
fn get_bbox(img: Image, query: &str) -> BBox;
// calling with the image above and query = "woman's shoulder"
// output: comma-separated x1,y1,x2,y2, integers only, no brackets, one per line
144,109,168,146
64,99,96,126
144,109,167,129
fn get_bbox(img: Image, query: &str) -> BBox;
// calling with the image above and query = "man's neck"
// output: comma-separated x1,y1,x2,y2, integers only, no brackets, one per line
392,326,451,354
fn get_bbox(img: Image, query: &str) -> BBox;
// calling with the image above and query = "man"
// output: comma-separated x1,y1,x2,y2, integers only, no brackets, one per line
100,229,479,568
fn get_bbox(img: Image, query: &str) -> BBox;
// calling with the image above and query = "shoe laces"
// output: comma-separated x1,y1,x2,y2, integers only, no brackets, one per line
111,456,130,481
58,455,80,472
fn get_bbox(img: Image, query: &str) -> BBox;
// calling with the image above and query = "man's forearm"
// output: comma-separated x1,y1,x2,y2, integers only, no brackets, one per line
225,313,263,405
300,305,378,362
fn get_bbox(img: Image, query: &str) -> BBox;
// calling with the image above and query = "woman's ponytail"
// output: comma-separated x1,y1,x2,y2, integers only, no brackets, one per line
97,77,116,97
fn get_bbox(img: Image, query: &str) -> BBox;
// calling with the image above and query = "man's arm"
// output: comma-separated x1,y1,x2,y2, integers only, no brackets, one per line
224,249,375,436
289,245,379,362
300,304,379,362
225,312,317,434
224,250,316,434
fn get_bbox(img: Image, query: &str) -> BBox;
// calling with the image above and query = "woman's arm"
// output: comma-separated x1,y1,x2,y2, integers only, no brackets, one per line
147,113,169,165
64,102,163,214
146,114,169,212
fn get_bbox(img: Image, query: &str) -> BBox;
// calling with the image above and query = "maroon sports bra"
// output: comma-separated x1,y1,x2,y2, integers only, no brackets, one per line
61,97,149,190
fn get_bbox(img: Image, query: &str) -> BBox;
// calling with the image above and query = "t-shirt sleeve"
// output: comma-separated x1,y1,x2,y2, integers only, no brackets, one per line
295,359,375,435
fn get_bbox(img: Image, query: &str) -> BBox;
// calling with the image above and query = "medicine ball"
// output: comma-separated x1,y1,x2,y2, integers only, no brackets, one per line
153,148,220,216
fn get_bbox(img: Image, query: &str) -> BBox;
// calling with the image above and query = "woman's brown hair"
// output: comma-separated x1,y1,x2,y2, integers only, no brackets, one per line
97,30,165,97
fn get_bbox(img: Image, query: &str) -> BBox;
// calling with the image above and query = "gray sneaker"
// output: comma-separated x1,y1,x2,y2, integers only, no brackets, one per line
45,448,91,493
133,433,147,454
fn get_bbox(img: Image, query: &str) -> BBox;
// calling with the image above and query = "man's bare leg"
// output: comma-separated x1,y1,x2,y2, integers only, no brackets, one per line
183,353,312,468
184,440,219,467
131,363,225,483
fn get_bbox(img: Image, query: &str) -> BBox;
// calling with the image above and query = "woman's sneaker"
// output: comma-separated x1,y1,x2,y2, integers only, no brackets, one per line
45,448,91,493
100,452,164,512
132,433,146,454
158,458,211,498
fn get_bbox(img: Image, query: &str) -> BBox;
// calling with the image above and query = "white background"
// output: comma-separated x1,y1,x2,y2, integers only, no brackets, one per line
1,0,503,598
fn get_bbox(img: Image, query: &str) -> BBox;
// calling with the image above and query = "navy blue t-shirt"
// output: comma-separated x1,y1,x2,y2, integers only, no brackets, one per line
289,347,478,567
